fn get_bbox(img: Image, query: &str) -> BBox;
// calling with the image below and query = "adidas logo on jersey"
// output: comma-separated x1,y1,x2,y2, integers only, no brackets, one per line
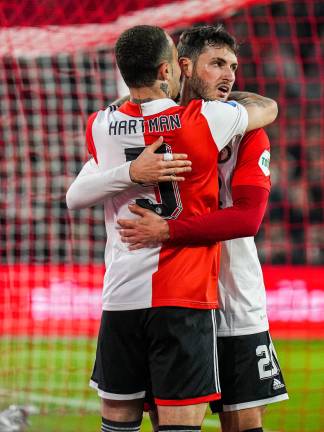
273,378,285,390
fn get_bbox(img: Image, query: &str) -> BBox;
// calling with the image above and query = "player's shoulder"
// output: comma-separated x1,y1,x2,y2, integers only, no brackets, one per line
85,112,99,136
103,104,119,117
183,98,202,111
186,99,233,109
183,98,232,117
200,99,247,120
177,99,202,122
88,104,121,124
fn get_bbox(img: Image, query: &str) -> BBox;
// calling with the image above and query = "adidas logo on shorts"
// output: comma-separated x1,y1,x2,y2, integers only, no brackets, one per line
273,378,285,390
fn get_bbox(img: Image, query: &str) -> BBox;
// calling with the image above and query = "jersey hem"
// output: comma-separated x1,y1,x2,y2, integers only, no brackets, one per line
102,300,218,311
222,393,289,411
217,325,269,337
102,302,152,311
152,299,218,309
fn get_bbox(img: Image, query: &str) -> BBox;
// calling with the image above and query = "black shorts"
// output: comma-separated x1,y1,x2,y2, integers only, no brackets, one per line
90,307,221,406
210,331,288,412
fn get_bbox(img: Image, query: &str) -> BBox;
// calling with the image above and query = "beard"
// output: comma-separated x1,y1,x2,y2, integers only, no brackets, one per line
189,68,229,102
189,73,215,101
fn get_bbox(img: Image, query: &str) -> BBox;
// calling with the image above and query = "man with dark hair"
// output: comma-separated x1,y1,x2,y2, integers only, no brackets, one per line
67,24,278,432
177,23,238,61
118,24,288,432
177,24,239,102
115,25,173,88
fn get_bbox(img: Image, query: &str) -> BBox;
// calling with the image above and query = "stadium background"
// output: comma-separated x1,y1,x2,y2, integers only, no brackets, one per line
0,0,323,430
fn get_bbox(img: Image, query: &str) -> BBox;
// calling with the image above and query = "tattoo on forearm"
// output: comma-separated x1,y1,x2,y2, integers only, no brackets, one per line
230,91,272,108
238,98,269,108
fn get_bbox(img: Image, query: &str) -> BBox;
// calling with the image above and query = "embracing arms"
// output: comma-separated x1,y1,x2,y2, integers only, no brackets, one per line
229,91,278,132
117,185,269,249
66,137,192,209
117,128,271,248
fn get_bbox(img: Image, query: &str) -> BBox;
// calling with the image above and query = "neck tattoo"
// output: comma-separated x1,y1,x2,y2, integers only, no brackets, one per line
160,82,170,97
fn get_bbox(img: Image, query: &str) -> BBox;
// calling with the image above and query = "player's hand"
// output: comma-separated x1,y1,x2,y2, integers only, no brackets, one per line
129,137,192,184
117,204,170,250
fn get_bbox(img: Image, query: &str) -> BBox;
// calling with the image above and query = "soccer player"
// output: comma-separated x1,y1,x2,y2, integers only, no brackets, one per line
66,25,277,432
118,26,289,432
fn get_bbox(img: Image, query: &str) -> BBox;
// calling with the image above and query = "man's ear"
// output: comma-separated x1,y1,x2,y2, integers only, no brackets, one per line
179,57,193,78
157,62,170,81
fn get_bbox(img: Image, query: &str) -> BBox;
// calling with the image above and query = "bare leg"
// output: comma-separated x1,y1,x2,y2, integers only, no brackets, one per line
219,406,266,432
158,403,207,426
101,398,144,422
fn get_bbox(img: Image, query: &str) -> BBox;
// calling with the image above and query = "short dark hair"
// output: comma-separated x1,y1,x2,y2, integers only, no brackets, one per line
115,25,173,88
177,24,238,61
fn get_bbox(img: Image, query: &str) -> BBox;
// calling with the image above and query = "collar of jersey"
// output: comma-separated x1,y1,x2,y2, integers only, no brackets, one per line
119,98,178,117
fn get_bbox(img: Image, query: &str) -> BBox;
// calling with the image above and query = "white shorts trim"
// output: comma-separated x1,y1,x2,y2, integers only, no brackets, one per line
89,380,145,400
223,393,289,412
211,309,221,393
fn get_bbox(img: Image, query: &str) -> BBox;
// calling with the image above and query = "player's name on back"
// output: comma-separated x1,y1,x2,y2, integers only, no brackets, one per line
108,114,181,135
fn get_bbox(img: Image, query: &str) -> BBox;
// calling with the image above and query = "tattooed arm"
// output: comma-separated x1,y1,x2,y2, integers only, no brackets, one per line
229,91,278,131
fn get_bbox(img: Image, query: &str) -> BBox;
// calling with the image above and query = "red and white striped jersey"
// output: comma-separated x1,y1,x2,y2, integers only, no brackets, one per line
217,128,271,335
86,98,248,311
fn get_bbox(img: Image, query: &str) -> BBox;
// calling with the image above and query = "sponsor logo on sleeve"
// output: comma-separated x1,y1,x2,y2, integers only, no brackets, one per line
258,150,270,176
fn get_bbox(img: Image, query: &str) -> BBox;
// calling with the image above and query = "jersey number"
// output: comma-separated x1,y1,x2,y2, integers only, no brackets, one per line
256,342,279,379
125,144,183,219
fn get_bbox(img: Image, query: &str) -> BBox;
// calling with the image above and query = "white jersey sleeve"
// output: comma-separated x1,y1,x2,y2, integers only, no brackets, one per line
201,100,248,151
66,158,133,210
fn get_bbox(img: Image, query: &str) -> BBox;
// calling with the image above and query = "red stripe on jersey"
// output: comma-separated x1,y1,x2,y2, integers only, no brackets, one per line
118,101,142,117
86,112,98,163
139,101,220,309
111,99,231,309
151,243,221,309
155,392,221,406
